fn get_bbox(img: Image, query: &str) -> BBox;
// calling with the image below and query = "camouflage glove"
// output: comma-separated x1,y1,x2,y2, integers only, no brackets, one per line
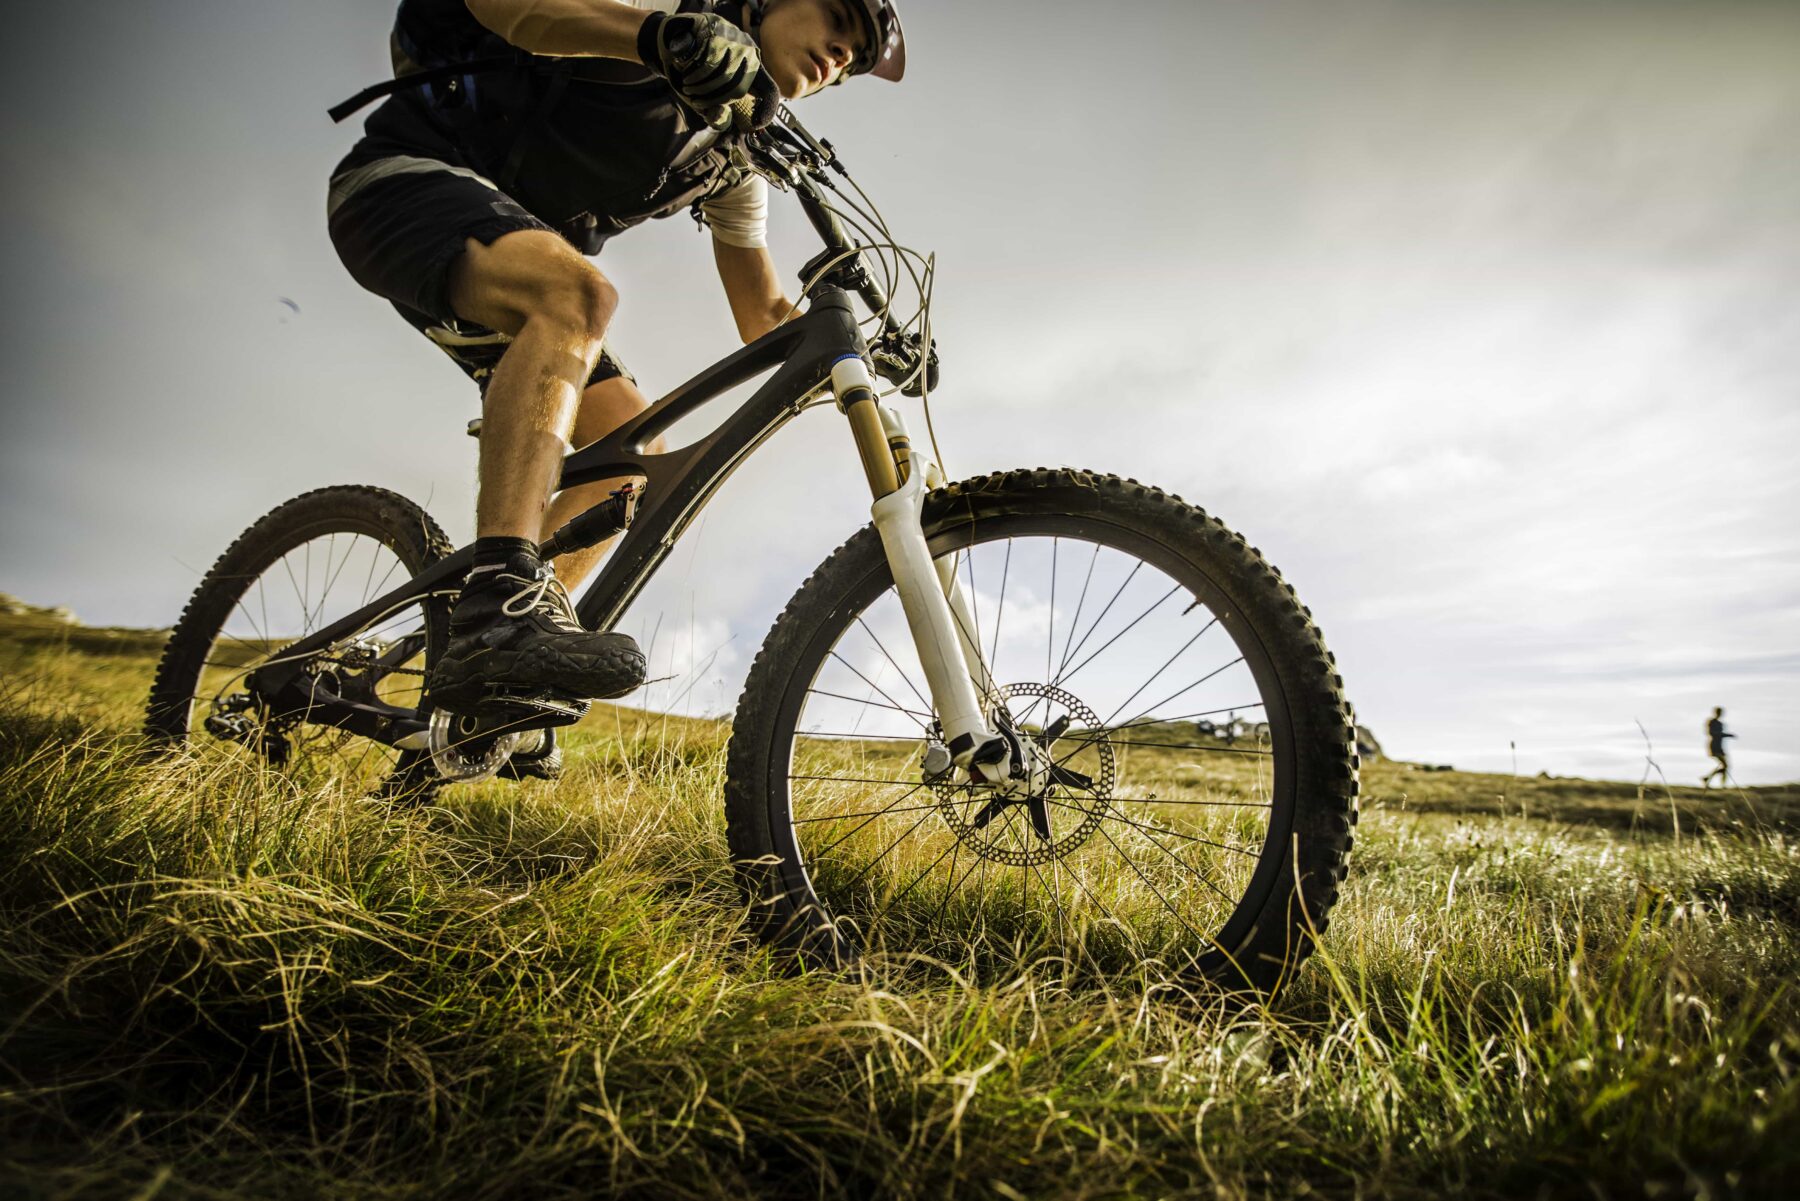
636,11,763,112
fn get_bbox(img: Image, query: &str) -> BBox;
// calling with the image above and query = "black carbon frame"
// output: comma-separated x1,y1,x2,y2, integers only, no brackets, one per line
564,287,867,631
249,287,868,731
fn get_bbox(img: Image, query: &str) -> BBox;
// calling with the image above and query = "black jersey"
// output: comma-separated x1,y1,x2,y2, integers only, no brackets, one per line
354,0,750,253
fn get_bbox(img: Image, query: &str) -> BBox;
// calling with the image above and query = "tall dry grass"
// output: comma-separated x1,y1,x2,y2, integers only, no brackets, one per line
0,616,1795,1198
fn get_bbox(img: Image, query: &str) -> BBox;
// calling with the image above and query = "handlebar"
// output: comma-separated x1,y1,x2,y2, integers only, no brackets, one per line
749,111,897,322
742,107,938,395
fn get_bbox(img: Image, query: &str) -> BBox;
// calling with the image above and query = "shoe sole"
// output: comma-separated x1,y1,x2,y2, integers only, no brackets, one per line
429,643,645,716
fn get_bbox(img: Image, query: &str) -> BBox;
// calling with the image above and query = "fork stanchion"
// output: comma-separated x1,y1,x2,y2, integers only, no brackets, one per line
833,357,900,498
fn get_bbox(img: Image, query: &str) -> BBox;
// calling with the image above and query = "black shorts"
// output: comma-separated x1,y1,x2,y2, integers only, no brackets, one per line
326,150,633,392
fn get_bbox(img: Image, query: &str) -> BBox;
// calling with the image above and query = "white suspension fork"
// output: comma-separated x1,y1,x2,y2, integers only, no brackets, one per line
872,405,997,704
832,357,1004,776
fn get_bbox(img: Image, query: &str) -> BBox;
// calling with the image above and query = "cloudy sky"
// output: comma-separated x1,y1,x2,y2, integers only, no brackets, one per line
2,0,1795,784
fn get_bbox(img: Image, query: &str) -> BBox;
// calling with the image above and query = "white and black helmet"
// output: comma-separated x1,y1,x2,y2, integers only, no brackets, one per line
745,0,906,83
845,0,905,82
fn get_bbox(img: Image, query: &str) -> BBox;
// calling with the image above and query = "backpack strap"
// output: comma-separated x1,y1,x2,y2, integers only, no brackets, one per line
328,55,523,124
497,60,574,190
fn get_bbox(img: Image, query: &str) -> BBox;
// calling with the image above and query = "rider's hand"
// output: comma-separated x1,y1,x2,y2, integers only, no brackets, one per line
637,11,764,116
732,69,783,132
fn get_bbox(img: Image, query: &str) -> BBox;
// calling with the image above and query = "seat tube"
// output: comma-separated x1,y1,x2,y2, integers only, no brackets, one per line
831,357,997,767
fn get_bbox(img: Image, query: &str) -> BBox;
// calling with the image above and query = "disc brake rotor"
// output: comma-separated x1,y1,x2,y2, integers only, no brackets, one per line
930,683,1116,867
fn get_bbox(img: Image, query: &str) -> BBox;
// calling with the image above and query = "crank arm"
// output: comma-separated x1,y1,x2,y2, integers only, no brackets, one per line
262,679,419,746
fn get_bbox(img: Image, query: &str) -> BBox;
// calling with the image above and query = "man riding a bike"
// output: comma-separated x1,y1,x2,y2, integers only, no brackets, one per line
153,3,1357,985
327,0,906,750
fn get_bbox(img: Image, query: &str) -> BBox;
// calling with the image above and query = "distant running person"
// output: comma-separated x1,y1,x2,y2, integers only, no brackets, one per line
1702,706,1734,788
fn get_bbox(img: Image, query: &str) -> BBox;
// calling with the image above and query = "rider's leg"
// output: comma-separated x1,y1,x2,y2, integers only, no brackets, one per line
446,230,615,540
425,229,647,713
541,375,668,590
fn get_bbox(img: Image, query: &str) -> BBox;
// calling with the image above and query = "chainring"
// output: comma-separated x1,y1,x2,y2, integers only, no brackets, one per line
428,709,523,783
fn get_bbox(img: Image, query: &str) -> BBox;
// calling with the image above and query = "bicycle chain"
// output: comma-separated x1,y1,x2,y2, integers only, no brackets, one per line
311,655,426,677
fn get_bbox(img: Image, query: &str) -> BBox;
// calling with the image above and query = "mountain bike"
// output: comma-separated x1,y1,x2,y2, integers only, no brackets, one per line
145,109,1358,994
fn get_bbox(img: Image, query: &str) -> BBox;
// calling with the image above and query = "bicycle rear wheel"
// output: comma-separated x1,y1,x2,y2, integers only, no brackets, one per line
725,469,1358,994
144,486,450,800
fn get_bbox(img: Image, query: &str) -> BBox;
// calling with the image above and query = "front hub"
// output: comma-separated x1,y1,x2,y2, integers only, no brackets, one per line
928,683,1116,867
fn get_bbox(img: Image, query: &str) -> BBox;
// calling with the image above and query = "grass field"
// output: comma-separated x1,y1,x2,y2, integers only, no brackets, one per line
1,604,1795,1199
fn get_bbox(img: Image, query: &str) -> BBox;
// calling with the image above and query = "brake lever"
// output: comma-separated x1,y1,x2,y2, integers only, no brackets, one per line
775,105,836,168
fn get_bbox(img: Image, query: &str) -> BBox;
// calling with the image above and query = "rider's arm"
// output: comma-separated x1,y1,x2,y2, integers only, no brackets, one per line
714,242,794,343
705,175,791,341
464,0,663,58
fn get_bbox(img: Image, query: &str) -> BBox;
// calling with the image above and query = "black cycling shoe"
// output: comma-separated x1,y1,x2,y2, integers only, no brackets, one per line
428,551,645,717
499,728,563,782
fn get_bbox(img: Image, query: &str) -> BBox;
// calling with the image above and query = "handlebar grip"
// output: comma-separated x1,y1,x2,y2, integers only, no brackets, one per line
678,70,776,132
694,89,765,132
726,93,759,130
720,70,781,132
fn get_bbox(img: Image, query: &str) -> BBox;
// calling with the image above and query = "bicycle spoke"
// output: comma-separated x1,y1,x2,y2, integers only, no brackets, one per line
1091,820,1216,943
366,553,406,609
877,833,961,918
314,533,359,629
231,594,272,653
359,538,382,607
826,651,923,726
797,730,928,745
1041,794,1259,859
963,546,984,677
1046,537,1057,687
812,782,931,858
298,541,312,632
1100,803,1242,909
791,801,944,825
1026,853,1071,943
929,839,986,935
987,538,1012,679
1110,795,1272,809
838,804,943,891
854,615,933,714
789,773,930,788
255,576,272,649
1097,655,1250,740
808,681,933,727
1095,616,1219,730
1055,581,1180,690
1055,849,1133,938
1060,736,1270,759
1053,542,1103,682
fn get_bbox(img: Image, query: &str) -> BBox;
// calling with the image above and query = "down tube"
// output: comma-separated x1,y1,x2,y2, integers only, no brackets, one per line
567,292,867,634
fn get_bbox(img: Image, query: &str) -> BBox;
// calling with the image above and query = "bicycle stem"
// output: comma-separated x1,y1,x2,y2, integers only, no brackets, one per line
831,357,1007,779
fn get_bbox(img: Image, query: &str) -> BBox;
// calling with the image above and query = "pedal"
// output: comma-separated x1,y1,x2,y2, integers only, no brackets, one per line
466,686,590,730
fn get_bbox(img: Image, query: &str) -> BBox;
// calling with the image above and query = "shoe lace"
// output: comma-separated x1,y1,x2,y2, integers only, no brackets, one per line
500,570,580,627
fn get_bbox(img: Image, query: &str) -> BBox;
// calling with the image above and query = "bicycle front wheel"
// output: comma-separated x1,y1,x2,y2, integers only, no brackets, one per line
725,469,1358,994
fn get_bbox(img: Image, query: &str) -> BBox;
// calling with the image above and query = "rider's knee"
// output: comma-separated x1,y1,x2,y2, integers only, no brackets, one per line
536,268,618,347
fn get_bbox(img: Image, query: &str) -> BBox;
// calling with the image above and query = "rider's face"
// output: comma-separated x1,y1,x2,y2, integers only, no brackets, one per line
757,0,866,100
